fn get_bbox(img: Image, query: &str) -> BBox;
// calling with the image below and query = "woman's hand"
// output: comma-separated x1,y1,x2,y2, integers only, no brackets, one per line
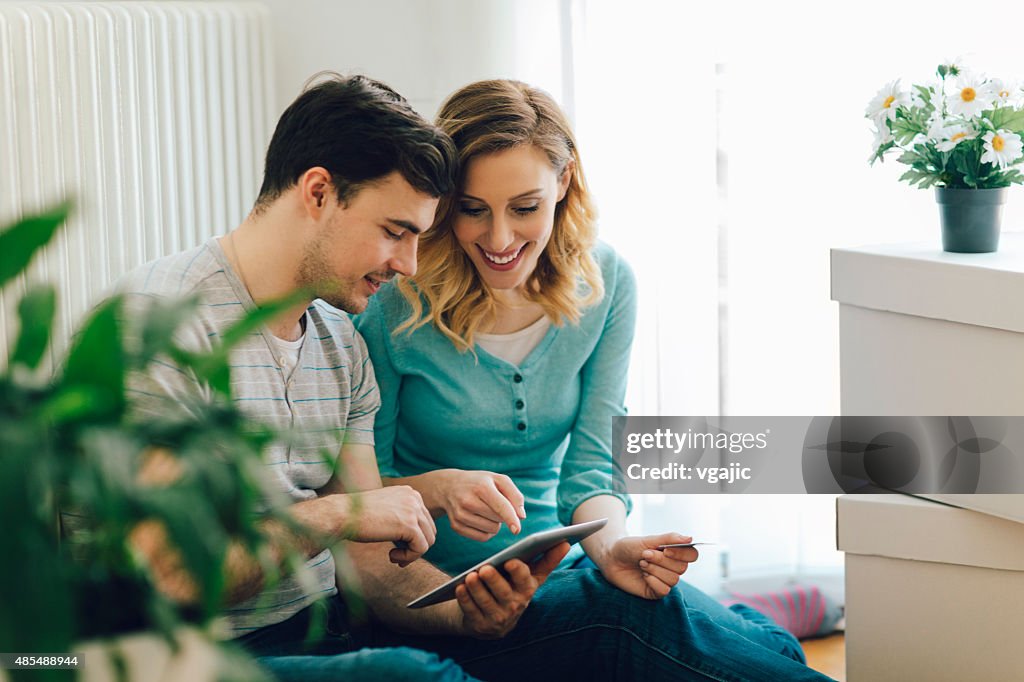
594,533,699,599
429,469,527,541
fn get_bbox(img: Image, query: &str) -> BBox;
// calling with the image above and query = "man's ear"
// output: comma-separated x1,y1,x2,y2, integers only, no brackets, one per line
557,160,575,202
299,167,333,218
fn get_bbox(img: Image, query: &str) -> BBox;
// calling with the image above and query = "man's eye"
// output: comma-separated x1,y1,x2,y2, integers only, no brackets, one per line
458,205,486,217
513,205,539,215
383,228,404,240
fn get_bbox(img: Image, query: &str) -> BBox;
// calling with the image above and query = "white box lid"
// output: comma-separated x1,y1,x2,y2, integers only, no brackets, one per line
838,494,1024,571
831,232,1024,333
915,494,1024,524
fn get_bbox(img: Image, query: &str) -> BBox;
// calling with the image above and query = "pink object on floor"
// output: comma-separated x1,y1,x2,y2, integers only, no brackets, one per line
722,584,833,639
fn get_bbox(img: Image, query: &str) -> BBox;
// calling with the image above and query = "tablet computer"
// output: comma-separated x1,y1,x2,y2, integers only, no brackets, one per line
407,517,608,609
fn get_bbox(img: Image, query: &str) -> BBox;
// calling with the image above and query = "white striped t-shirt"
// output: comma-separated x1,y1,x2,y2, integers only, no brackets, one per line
115,238,379,636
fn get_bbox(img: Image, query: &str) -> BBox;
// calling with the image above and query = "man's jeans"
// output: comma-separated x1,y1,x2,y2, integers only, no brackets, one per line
238,592,480,682
243,567,835,682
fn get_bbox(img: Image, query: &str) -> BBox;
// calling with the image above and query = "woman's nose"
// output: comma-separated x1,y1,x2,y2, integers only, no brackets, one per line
484,214,515,252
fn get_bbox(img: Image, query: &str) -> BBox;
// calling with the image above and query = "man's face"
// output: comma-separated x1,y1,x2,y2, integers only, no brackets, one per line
297,171,438,313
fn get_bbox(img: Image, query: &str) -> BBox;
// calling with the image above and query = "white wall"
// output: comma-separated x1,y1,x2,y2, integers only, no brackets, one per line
260,0,566,120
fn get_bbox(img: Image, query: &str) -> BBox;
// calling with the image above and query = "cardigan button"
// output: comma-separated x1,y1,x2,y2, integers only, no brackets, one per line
515,399,525,409
513,373,523,383
517,422,527,431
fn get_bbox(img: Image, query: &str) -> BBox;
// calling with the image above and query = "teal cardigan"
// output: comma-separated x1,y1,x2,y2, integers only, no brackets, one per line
356,241,636,574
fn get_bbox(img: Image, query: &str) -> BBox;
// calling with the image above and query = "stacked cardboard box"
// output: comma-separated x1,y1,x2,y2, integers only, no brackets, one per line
837,494,1024,681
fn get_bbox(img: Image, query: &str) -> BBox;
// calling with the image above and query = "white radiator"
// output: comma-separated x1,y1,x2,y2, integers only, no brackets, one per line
0,1,275,364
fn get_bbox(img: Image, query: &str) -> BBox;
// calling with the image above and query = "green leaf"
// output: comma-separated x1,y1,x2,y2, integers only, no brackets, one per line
137,296,201,363
61,297,125,421
984,107,1024,133
178,289,310,398
898,168,933,188
1001,169,1024,185
891,118,924,146
39,386,114,423
898,150,924,166
141,486,229,617
218,289,311,350
0,202,72,291
10,286,56,369
914,84,933,107
869,140,896,166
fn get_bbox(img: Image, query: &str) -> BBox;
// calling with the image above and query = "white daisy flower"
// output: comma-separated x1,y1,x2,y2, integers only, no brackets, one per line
980,129,1023,169
990,79,1021,107
869,123,895,162
926,115,949,141
934,123,976,152
866,80,912,123
948,72,996,118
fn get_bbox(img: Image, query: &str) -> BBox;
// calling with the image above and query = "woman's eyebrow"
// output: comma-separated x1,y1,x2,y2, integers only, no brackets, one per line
460,188,543,202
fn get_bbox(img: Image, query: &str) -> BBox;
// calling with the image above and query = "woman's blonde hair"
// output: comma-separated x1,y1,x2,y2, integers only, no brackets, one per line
396,79,603,351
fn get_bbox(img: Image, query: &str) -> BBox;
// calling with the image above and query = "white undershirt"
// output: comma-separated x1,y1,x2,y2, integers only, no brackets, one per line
271,333,305,381
475,316,551,366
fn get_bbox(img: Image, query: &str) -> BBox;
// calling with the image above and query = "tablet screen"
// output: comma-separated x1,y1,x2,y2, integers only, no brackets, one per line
407,517,608,609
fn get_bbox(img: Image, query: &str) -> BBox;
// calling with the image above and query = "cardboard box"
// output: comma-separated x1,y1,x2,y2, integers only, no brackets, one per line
837,494,1024,681
917,494,1024,524
831,236,1024,415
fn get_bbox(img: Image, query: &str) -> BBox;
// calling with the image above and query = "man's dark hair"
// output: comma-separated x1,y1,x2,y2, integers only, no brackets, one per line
255,73,457,209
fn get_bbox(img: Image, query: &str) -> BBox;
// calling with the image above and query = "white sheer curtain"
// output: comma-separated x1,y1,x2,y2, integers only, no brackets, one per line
568,0,1024,592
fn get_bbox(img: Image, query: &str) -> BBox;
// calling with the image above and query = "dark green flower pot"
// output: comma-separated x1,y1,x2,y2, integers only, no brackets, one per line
935,187,1007,253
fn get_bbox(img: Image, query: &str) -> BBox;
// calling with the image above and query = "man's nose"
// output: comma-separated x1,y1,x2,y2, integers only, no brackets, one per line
390,235,418,277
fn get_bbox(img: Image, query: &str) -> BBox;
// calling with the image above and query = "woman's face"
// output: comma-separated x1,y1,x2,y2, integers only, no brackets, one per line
453,145,570,291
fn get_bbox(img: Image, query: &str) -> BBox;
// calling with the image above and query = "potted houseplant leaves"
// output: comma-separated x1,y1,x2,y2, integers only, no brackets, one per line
0,205,330,681
867,60,1024,253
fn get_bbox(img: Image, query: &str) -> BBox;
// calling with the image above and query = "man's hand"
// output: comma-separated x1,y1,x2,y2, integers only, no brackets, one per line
595,533,699,599
427,469,527,541
129,519,199,604
339,486,437,566
455,541,569,639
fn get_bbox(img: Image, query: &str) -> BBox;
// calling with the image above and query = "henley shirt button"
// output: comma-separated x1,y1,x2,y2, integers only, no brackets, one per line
513,373,523,383
515,399,525,409
517,422,527,431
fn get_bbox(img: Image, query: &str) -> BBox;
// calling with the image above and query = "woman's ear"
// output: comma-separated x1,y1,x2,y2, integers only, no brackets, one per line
557,160,575,201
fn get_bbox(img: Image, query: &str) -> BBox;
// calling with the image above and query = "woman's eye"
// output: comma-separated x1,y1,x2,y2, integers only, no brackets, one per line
458,205,486,217
513,205,539,215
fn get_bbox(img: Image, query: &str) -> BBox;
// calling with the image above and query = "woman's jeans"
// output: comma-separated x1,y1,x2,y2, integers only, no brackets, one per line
242,566,836,682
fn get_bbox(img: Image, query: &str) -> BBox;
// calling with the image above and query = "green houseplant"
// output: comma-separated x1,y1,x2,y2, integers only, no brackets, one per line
0,205,332,681
867,61,1024,253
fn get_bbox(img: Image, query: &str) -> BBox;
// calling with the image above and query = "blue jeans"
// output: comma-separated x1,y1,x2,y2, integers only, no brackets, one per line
238,592,480,682
257,648,478,682
373,567,835,682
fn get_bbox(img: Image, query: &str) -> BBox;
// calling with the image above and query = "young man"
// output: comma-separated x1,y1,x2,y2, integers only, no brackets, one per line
119,74,565,682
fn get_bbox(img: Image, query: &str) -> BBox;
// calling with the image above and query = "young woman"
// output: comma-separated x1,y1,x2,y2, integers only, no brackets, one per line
357,80,832,681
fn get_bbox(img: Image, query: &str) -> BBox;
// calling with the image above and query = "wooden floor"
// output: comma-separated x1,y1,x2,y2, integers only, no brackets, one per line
802,633,845,681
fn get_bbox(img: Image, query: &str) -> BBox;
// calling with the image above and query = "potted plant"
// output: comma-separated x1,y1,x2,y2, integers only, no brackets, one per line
867,60,1024,253
0,205,327,681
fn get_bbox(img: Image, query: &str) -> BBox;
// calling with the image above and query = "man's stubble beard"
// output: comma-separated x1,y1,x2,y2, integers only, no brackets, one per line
296,230,364,314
